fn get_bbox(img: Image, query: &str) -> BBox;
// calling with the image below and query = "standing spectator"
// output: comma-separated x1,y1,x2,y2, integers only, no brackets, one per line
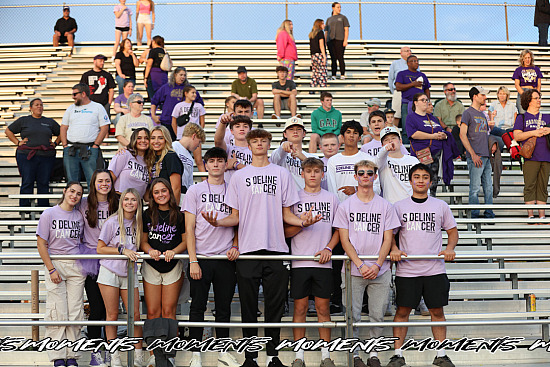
113,80,134,125
309,19,328,89
276,20,298,80
215,96,238,147
144,35,168,99
5,98,60,207
136,0,155,46
271,66,299,119
60,84,110,187
112,0,133,61
513,50,542,114
214,114,253,183
460,86,495,219
535,0,550,47
115,93,154,147
151,66,204,140
114,38,138,95
388,46,412,127
359,97,381,137
173,123,207,198
433,83,464,133
513,89,550,220
231,66,265,119
325,2,350,80
360,111,409,157
395,55,431,144
37,182,85,367
53,5,77,53
171,85,206,139
309,92,342,153
80,55,116,117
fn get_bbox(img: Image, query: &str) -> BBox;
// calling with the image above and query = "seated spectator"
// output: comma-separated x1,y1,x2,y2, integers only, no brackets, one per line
115,93,154,147
359,98,381,134
53,6,77,53
80,55,116,117
490,86,518,135
5,98,60,207
384,108,396,127
114,38,138,94
271,66,299,119
231,66,264,119
113,80,135,125
433,83,464,133
309,92,342,153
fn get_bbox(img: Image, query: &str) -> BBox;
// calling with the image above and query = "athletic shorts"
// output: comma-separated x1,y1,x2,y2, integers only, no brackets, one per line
141,259,183,286
395,273,450,309
97,265,138,290
290,267,332,299
279,98,289,111
116,26,130,32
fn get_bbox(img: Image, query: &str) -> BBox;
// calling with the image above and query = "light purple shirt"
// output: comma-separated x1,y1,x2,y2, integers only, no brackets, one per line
225,163,299,254
333,194,400,277
36,205,84,255
290,189,339,268
171,101,206,139
225,143,252,183
108,150,149,198
394,196,457,277
182,180,234,256
98,216,137,276
79,197,112,250
114,5,132,28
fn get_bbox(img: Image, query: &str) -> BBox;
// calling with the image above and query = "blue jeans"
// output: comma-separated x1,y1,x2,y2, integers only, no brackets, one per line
538,23,549,46
467,156,495,218
400,102,410,144
115,75,135,95
490,127,513,151
16,153,56,207
63,146,99,187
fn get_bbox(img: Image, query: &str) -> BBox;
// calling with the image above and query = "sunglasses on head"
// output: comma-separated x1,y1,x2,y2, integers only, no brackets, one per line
357,170,375,177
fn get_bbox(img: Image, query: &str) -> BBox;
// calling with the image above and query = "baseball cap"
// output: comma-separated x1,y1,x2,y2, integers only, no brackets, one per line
93,54,107,60
365,98,381,107
469,86,490,99
380,126,401,142
384,108,396,114
237,66,247,73
63,5,70,11
283,116,305,131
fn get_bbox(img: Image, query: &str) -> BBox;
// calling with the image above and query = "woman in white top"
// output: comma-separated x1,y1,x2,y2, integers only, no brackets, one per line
490,86,518,133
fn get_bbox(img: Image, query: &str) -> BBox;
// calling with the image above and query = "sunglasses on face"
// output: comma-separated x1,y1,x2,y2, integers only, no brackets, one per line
72,92,81,96
446,88,456,91
357,170,375,177
132,100,144,104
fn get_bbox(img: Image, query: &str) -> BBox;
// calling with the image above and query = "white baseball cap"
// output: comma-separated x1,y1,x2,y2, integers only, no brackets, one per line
283,116,305,131
380,126,401,142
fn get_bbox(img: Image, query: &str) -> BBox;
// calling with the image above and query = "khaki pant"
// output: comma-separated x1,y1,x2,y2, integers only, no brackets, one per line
44,259,86,361
523,160,550,202
392,90,403,118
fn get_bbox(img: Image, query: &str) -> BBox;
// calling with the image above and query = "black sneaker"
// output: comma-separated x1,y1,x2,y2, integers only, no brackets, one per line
268,357,287,367
366,356,381,367
432,355,455,367
386,355,407,367
242,358,260,367
330,304,342,315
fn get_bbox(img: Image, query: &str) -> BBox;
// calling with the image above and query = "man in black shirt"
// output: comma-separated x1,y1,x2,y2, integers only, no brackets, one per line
80,54,116,117
53,6,77,51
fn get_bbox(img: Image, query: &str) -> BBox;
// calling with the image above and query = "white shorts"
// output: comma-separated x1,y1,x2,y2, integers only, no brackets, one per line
97,265,139,290
137,13,152,25
141,259,183,286
392,90,402,118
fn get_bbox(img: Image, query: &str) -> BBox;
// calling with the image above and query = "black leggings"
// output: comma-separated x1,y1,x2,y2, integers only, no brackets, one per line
327,40,346,76
84,275,107,340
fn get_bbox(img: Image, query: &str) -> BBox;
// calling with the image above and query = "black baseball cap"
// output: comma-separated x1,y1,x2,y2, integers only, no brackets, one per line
63,6,70,11
93,54,107,60
237,66,247,73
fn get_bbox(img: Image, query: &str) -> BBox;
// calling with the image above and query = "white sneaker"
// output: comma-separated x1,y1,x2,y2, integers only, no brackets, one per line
110,352,123,367
218,353,240,367
340,75,346,80
190,354,202,367
146,354,156,367
134,349,144,367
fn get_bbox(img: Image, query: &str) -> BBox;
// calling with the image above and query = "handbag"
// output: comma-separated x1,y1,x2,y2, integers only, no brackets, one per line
160,50,173,72
519,114,542,159
176,101,194,127
410,116,434,165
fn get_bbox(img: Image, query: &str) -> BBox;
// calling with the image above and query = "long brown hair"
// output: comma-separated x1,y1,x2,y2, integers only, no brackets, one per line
58,181,83,205
309,19,324,40
128,127,154,173
86,170,119,228
146,178,182,228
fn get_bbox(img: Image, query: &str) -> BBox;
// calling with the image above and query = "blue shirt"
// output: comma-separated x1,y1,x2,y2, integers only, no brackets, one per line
388,58,408,93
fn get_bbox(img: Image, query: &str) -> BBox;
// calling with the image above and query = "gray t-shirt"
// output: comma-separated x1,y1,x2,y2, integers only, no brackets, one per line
325,14,350,42
461,107,490,158
271,80,296,100
8,115,60,157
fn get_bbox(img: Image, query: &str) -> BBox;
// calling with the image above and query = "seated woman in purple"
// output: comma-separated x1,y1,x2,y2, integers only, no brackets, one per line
513,49,542,114
406,92,448,196
36,181,85,367
78,170,119,367
97,188,144,367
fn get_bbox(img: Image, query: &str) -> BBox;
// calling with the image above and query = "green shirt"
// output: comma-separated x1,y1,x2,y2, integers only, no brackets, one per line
231,77,258,99
310,106,342,136
433,98,465,128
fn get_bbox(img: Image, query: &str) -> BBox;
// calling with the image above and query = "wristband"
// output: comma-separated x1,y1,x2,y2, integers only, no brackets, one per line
118,246,124,255
49,268,57,274
190,260,199,264
374,263,382,270
358,263,365,270
233,161,239,170
300,221,305,228
231,246,239,251
324,247,332,252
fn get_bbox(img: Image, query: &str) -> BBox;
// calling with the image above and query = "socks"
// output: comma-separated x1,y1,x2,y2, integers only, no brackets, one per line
295,350,305,361
369,352,378,359
266,356,273,366
436,349,446,357
395,349,403,357
321,347,330,360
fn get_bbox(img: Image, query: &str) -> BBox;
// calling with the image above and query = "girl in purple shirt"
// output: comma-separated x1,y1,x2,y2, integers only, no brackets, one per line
36,181,85,367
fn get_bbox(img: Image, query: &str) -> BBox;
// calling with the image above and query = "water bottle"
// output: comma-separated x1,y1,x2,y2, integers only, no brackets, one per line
253,110,258,120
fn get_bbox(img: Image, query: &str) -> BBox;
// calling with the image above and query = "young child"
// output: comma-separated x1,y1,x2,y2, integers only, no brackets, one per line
171,85,206,140
384,108,396,127
319,133,340,190
361,111,409,157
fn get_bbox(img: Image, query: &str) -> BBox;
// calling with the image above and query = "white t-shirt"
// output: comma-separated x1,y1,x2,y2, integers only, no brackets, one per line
62,101,110,143
359,111,369,127
361,138,409,157
326,151,381,202
172,141,194,193
269,144,317,190
373,146,420,204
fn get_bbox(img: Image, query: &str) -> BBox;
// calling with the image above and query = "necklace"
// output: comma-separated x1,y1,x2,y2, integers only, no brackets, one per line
159,210,170,222
207,180,227,197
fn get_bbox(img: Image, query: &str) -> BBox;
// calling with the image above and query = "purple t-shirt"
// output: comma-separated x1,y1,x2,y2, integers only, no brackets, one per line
36,205,84,255
98,216,137,276
225,163,299,254
114,5,132,27
108,150,149,198
333,194,400,277
513,112,550,162
225,143,252,183
79,197,112,250
114,94,128,109
394,196,457,277
290,189,339,269
361,139,409,157
512,66,543,88
395,70,431,103
182,180,234,256
406,112,444,155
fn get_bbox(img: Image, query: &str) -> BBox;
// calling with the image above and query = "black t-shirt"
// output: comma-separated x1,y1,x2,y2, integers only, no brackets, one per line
143,209,185,273
8,115,60,157
54,17,78,35
80,69,116,106
115,51,136,79
152,151,184,181
148,48,165,69
271,79,296,100
309,31,325,55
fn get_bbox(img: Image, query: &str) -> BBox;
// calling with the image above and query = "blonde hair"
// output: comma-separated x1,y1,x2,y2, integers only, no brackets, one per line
182,123,206,143
148,125,174,177
497,86,511,102
116,188,143,250
276,20,294,41
518,49,534,67
354,159,378,174
309,19,324,40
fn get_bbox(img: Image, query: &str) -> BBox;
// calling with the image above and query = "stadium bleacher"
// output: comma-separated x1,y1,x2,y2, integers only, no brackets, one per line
1,40,550,366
